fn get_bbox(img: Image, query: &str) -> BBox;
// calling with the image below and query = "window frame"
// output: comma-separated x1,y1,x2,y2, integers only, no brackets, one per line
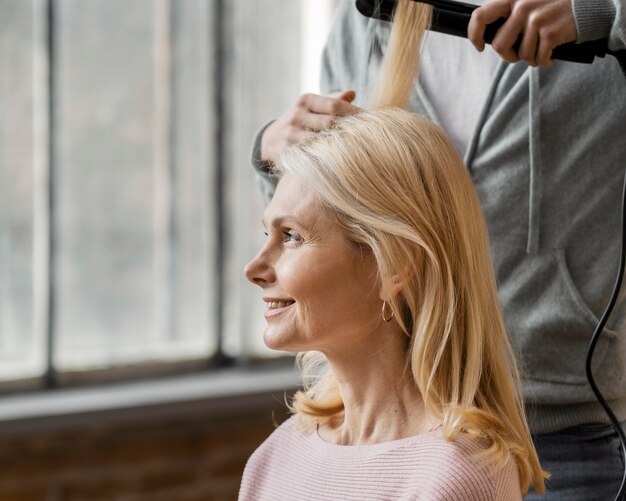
1,0,336,397
12,0,235,393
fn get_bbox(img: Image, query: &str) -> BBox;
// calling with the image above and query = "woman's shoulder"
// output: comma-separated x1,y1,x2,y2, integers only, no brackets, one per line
244,416,310,465
404,431,521,501
270,414,309,439
239,416,316,499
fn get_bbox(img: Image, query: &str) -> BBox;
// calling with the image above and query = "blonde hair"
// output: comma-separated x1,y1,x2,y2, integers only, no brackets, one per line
271,0,546,494
372,0,432,108
277,108,545,493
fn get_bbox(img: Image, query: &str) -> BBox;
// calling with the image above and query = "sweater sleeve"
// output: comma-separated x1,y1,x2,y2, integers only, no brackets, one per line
249,119,279,205
572,0,626,50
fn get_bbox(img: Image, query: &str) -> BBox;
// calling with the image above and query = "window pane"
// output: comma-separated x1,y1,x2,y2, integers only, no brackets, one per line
54,0,215,370
223,0,337,357
0,0,46,380
1,0,337,382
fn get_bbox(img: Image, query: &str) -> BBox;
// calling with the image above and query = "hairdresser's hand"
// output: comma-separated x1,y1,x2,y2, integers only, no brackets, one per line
260,90,359,162
468,0,577,67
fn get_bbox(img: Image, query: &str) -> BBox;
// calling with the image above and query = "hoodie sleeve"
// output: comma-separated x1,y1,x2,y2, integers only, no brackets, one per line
249,119,278,205
572,0,626,50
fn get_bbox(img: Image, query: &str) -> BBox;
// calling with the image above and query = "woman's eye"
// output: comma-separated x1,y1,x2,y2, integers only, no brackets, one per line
283,230,302,243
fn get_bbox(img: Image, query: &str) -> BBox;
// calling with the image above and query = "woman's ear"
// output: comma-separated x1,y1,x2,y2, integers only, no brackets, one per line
379,273,406,301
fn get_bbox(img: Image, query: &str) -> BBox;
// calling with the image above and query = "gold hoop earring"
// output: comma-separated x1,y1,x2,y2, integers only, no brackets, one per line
381,300,394,322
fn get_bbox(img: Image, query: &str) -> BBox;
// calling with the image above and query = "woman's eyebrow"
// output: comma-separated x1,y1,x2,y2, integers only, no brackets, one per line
261,215,303,229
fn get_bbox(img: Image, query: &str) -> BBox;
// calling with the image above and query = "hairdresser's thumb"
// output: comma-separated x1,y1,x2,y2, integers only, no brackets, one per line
330,90,356,103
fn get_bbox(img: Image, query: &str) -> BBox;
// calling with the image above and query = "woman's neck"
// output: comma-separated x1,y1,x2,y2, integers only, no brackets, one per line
320,328,436,445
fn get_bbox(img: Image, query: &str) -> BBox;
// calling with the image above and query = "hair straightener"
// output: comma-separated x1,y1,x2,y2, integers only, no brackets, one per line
356,0,626,76
356,1,626,499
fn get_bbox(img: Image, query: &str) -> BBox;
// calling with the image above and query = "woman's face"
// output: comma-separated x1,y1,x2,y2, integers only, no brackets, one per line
244,172,383,353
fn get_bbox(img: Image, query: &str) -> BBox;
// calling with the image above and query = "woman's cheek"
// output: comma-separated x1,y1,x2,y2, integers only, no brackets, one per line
278,254,313,298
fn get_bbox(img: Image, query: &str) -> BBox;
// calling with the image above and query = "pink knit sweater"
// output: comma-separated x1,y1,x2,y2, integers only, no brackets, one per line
238,417,521,501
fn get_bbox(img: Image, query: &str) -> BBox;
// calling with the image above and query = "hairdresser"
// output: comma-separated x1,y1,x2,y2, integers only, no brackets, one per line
250,0,626,499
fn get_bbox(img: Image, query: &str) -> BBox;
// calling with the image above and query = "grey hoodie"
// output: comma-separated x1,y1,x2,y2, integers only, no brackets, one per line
251,0,626,434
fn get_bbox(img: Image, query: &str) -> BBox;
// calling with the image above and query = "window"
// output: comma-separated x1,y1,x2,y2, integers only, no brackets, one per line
0,0,337,390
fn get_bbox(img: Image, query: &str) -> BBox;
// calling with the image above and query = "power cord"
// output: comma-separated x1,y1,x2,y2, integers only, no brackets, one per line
585,166,626,501
583,50,626,501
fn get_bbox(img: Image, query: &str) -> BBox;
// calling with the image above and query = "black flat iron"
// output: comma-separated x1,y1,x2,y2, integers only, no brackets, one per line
356,0,626,73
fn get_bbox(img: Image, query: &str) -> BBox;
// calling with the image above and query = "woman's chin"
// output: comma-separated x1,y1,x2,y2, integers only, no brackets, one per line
263,329,300,352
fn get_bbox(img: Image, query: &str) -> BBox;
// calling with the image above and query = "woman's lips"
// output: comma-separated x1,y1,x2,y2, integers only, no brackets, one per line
264,300,295,318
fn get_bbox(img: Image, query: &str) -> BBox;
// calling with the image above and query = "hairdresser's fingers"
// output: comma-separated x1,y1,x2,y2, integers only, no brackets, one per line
329,89,357,103
527,5,557,67
303,92,360,118
300,90,360,131
473,0,577,67
260,116,316,161
290,129,316,145
468,0,511,52
301,111,334,132
261,120,289,162
515,0,576,67
534,2,576,67
490,15,524,63
260,105,311,161
260,91,358,161
283,95,353,133
470,0,528,62
535,38,556,68
518,21,539,66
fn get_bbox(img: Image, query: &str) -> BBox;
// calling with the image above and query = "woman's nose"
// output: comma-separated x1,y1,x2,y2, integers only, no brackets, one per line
244,251,275,287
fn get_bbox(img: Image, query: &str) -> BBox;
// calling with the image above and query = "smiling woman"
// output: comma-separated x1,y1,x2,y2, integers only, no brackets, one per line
246,173,382,354
239,108,547,500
